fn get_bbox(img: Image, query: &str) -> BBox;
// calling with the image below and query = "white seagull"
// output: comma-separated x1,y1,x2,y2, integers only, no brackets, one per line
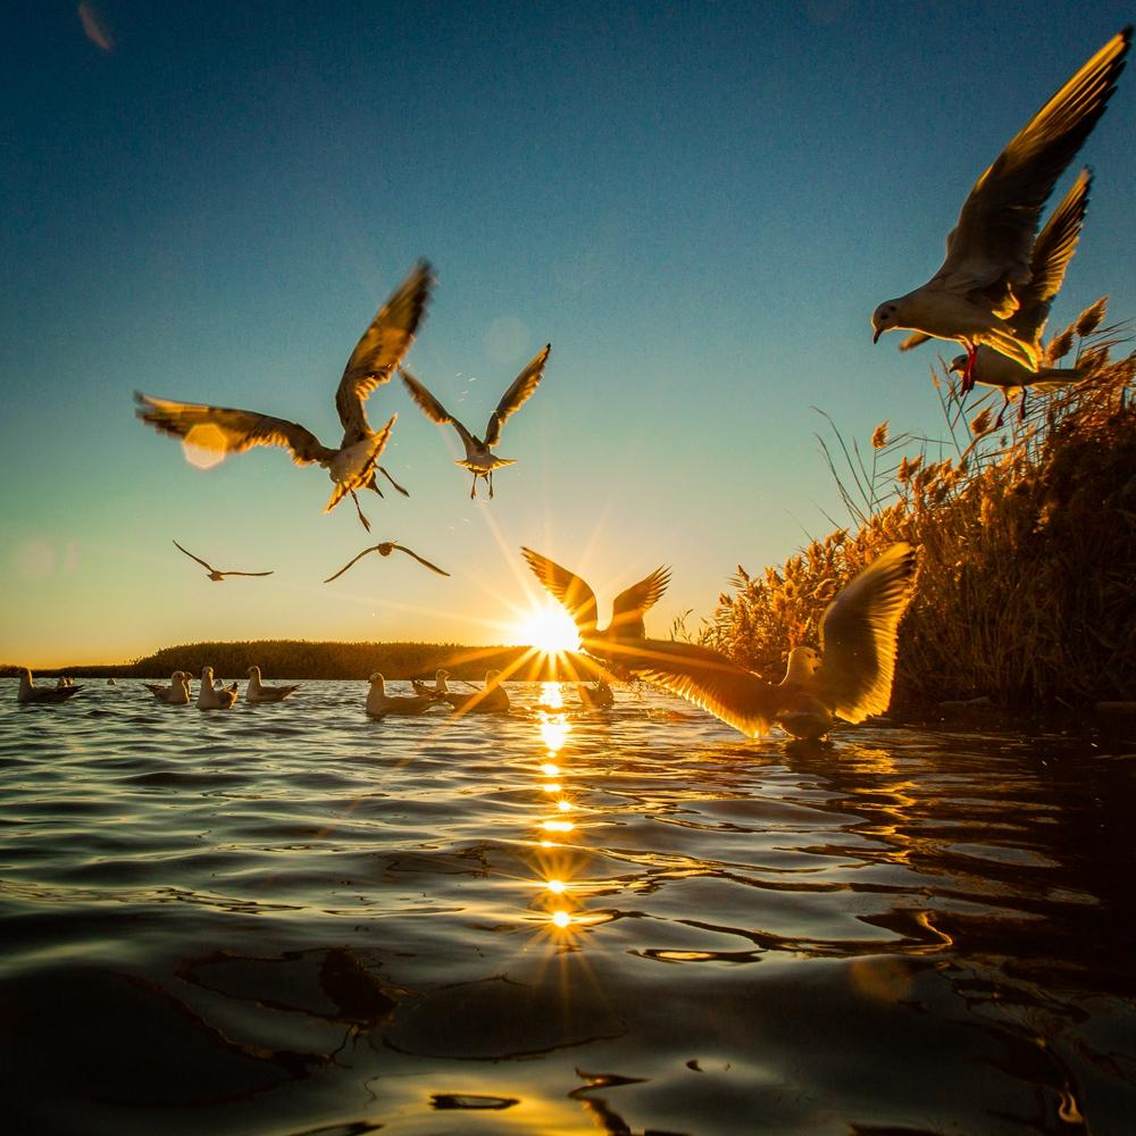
871,28,1130,383
145,671,191,704
439,670,511,714
365,674,448,718
945,169,1092,425
173,540,273,582
246,666,300,703
400,344,551,498
610,544,918,741
324,541,450,583
197,666,238,710
136,260,434,531
411,668,450,698
17,668,83,704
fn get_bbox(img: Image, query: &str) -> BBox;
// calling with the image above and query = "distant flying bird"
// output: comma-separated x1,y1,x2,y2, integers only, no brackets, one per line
944,169,1093,425
144,671,191,705
246,666,301,703
197,666,238,709
616,544,917,741
365,673,449,718
871,28,1130,384
400,344,551,498
173,540,273,582
520,548,671,662
17,668,82,704
136,260,434,531
323,541,450,584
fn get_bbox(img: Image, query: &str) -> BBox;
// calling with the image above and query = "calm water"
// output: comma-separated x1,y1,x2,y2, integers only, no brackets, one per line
2,679,1134,1135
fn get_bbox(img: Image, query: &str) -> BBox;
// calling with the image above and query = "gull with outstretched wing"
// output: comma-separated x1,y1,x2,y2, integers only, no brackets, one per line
173,540,273,582
872,28,1129,385
401,344,550,498
614,544,917,741
324,541,450,583
136,261,433,530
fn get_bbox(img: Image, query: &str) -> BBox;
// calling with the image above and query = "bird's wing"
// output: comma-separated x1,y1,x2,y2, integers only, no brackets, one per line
609,566,671,637
323,546,380,583
1012,167,1092,341
392,544,451,576
400,370,475,446
336,260,434,443
898,331,933,352
815,543,917,723
520,546,599,637
136,394,335,464
484,344,550,446
930,29,1128,306
173,540,214,571
617,638,779,738
220,570,274,577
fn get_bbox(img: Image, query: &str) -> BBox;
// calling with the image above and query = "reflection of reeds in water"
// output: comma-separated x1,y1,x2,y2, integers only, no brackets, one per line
704,301,1136,710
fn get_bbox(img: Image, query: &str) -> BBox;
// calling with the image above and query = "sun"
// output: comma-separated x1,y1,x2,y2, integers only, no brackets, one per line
512,601,580,655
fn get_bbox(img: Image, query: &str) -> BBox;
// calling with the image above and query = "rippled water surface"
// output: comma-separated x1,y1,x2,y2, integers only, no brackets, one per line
2,679,1135,1135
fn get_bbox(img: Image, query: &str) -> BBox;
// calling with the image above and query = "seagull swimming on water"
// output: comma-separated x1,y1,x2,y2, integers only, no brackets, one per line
173,540,273,582
400,344,550,498
323,541,450,583
365,673,448,718
17,668,82,704
136,261,434,531
197,666,238,710
611,544,918,741
246,666,300,703
871,28,1130,384
145,671,191,704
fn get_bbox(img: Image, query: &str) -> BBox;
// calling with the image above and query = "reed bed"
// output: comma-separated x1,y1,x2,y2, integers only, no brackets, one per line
703,300,1136,712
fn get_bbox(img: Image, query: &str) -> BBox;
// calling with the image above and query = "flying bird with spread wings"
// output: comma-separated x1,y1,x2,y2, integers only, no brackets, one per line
172,540,273,582
519,547,671,669
871,28,1130,385
323,541,450,583
135,260,434,530
400,344,550,498
615,544,917,741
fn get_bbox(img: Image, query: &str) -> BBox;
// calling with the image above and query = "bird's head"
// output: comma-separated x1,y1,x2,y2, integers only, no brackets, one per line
247,666,260,678
871,301,902,343
947,354,968,375
201,666,213,679
785,646,822,683
368,672,384,685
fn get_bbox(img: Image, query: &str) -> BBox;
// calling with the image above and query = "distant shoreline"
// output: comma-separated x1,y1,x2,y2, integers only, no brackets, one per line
1,639,602,682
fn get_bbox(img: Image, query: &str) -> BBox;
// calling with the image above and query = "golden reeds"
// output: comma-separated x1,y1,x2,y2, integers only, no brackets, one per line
704,303,1136,711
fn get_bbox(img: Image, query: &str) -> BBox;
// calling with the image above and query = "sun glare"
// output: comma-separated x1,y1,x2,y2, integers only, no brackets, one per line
512,602,580,654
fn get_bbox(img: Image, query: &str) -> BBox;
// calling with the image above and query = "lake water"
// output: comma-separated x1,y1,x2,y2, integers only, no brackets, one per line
2,678,1134,1135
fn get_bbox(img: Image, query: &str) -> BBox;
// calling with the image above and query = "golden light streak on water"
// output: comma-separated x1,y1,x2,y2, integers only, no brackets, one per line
540,762,559,777
551,910,571,928
539,718,570,754
541,782,561,793
545,879,567,895
541,819,574,833
556,799,572,812
539,681,564,710
181,425,229,470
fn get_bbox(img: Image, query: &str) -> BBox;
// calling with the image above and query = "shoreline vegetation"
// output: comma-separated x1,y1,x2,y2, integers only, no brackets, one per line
0,642,595,683
690,299,1136,725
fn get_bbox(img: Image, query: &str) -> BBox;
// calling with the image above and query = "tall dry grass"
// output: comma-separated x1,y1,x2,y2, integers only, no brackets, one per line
704,300,1136,711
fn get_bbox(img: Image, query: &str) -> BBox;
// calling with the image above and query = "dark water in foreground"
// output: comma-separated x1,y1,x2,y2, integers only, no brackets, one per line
2,680,1134,1135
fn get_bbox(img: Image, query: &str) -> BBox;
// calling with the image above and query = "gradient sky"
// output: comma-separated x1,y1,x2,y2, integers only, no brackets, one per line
3,1,1134,666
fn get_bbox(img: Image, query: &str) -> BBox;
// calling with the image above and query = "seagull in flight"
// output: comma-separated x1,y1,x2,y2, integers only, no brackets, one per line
871,28,1130,384
173,540,273,582
136,261,434,530
520,547,670,672
323,541,451,583
613,544,917,741
400,344,550,498
945,169,1092,425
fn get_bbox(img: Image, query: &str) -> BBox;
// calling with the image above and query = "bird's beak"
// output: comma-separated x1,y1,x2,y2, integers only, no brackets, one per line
872,328,882,344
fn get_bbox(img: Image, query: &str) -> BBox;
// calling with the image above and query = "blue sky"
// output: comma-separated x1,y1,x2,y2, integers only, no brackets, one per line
3,1,1134,665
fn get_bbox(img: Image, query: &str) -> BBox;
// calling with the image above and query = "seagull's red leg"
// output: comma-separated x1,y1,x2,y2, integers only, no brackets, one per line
469,476,477,500
1018,386,1029,423
961,343,978,395
489,472,494,499
994,393,1009,429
